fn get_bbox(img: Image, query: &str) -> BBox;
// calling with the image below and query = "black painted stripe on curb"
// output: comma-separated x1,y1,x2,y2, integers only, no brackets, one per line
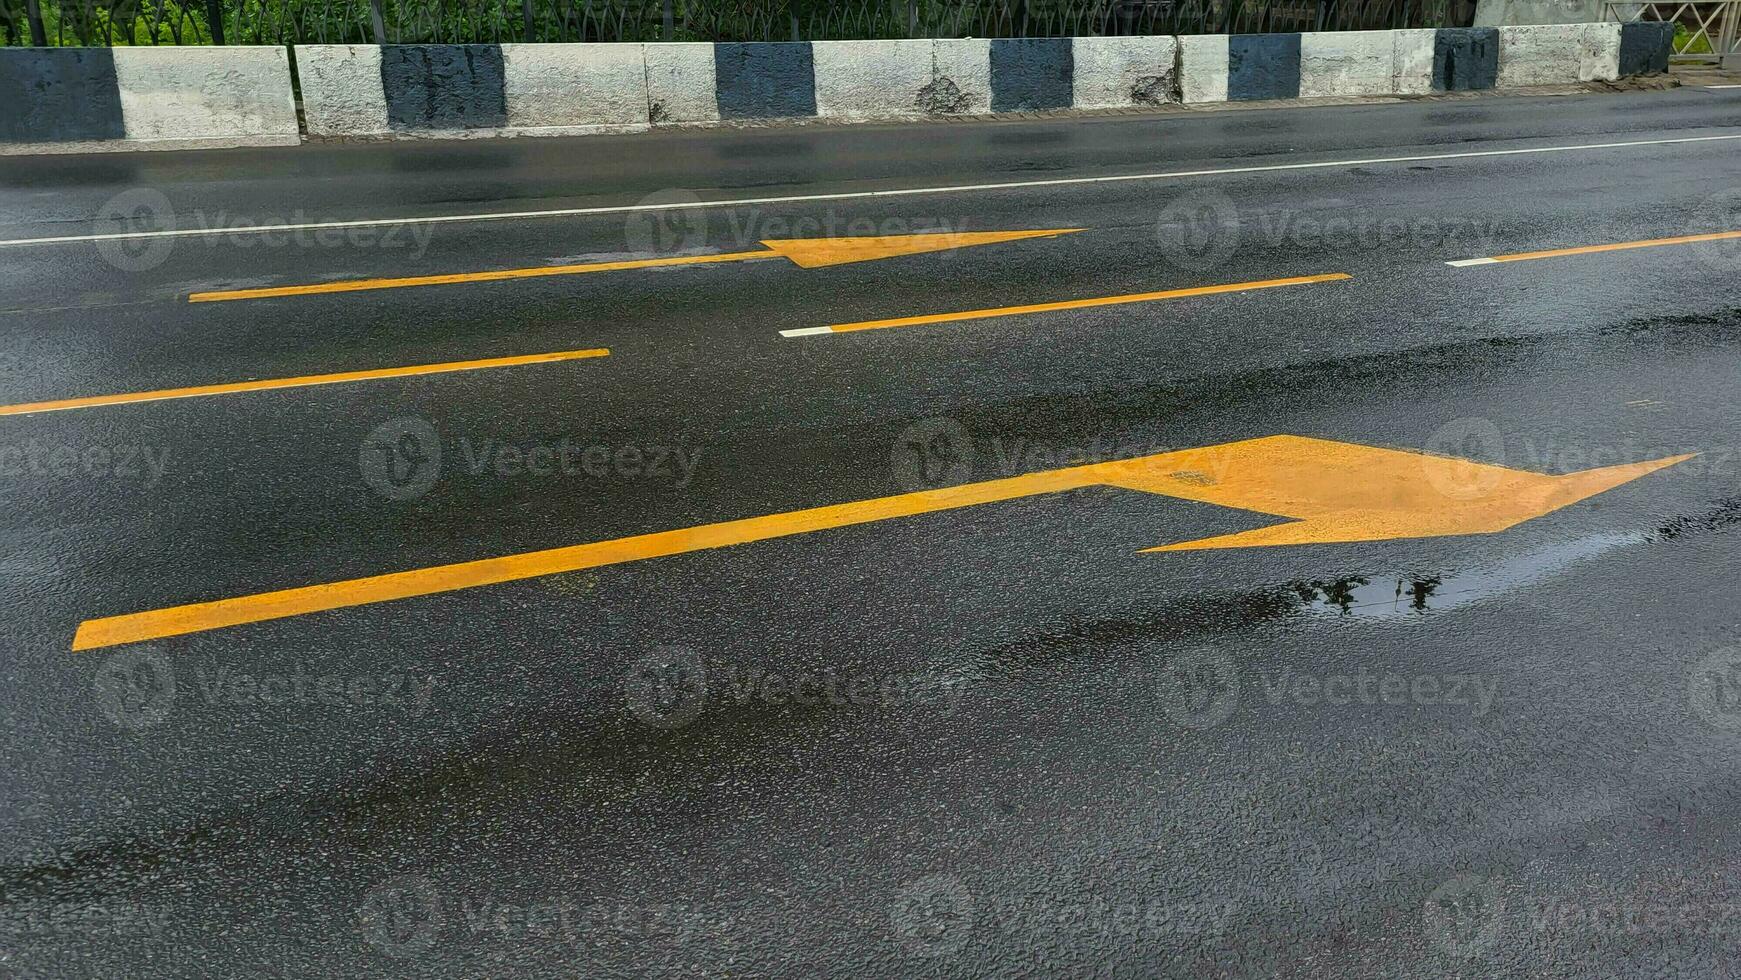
715,43,817,119
990,38,1074,112
0,49,125,143
381,44,508,131
1434,28,1499,92
1619,22,1675,76
1228,34,1301,101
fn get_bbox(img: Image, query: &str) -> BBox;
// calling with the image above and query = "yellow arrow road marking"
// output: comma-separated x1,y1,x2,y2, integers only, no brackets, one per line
69,434,1691,651
1447,229,1741,267
780,273,1350,336
186,229,1084,303
0,347,610,417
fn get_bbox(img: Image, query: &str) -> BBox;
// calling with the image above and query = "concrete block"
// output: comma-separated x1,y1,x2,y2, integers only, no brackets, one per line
500,42,648,130
1393,29,1438,94
1229,33,1301,101
1497,23,1620,85
929,38,991,114
109,46,296,142
644,43,718,123
1178,34,1229,103
1299,30,1395,97
1071,36,1178,108
0,49,124,142
812,39,934,119
296,44,389,137
714,42,816,119
381,44,508,131
1618,21,1673,75
990,38,1074,111
1434,27,1499,90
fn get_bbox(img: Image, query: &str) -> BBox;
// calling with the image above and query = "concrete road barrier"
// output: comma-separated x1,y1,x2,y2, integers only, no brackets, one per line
0,46,296,153
811,39,996,118
1618,21,1674,76
1072,36,1179,108
1178,34,1231,103
2,27,1671,154
298,42,650,138
1180,23,1656,103
1497,23,1622,85
1300,30,1403,98
502,43,649,132
644,43,719,124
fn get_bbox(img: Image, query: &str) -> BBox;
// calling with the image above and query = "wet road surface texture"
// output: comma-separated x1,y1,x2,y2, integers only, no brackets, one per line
3,86,1741,976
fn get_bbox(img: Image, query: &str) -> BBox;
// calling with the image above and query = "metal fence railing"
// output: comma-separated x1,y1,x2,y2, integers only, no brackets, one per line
1,0,1454,46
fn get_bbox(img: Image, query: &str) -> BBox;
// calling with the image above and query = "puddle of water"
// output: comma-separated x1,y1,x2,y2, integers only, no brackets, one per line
1291,533,1641,619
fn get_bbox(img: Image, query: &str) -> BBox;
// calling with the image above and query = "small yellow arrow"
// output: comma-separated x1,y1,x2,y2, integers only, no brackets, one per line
186,229,1083,303
69,434,1690,651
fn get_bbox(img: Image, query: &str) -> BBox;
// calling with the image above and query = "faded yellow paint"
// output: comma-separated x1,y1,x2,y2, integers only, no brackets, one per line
189,251,778,302
1477,229,1741,265
187,229,1084,303
760,229,1081,268
69,434,1691,651
822,273,1351,333
0,348,610,416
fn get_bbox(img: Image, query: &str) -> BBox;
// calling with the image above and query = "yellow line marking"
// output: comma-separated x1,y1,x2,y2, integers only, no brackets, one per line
69,434,1690,651
189,251,778,302
186,229,1084,303
0,348,609,417
1448,229,1741,266
793,273,1352,335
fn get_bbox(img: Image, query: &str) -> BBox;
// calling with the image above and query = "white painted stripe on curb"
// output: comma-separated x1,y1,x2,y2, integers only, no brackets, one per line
7,132,1741,250
1706,84,1741,89
1446,257,1501,266
779,326,835,337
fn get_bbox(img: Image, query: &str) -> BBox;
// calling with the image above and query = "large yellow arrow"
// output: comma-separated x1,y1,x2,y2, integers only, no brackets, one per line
186,229,1082,303
70,435,1689,651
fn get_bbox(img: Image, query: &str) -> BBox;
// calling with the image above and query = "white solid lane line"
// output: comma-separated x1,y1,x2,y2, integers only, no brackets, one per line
6,132,1741,250
1445,257,1501,267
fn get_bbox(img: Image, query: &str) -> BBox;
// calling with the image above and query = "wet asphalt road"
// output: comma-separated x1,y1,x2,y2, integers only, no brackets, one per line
3,85,1741,976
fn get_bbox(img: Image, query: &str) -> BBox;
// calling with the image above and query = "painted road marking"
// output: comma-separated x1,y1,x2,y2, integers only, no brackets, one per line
1706,84,1741,89
70,434,1691,650
782,273,1350,336
1447,229,1741,266
6,134,1741,250
0,348,609,417
186,230,1081,302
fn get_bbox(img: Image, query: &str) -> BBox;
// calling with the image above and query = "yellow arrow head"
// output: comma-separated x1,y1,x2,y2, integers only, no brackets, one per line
759,228,1083,268
1068,435,1693,552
